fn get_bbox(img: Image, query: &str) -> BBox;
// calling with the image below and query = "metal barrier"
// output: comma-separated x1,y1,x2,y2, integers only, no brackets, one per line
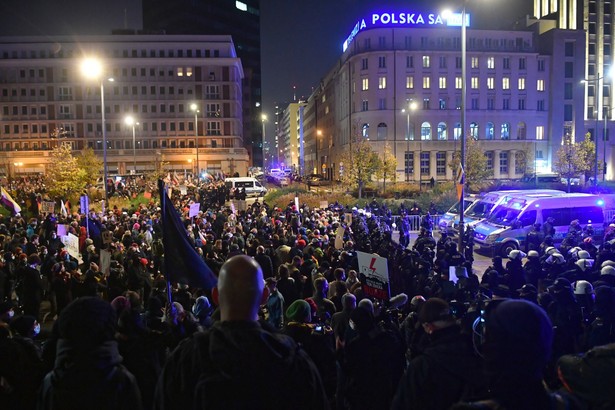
390,214,441,232
606,209,615,223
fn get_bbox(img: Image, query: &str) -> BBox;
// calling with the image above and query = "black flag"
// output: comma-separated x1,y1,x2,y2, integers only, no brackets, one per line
158,179,217,290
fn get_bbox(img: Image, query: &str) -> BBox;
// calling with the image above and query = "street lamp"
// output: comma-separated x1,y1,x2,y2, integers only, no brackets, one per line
443,4,468,251
402,101,418,183
190,103,200,181
124,116,138,173
80,57,112,201
261,114,267,169
316,129,323,175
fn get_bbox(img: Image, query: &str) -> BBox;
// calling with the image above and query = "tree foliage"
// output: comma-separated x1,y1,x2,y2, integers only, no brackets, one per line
145,153,169,186
45,142,86,198
339,137,380,199
375,144,397,194
553,132,597,185
449,135,493,192
76,147,103,186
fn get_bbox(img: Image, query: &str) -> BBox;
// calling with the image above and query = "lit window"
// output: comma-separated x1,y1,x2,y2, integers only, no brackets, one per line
422,56,430,68
186,67,193,77
439,77,447,89
423,77,430,89
536,126,544,140
487,57,495,69
176,67,183,77
502,77,510,90
378,76,386,89
471,57,479,68
406,76,414,89
537,79,544,91
518,78,526,90
362,78,369,91
455,77,462,89
487,77,494,89
235,1,247,11
471,77,479,89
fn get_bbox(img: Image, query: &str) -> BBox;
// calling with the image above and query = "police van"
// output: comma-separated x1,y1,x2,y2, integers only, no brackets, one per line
473,193,605,257
224,177,267,197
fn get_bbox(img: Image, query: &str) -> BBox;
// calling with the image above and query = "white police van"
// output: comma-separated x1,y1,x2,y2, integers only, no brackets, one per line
473,193,605,257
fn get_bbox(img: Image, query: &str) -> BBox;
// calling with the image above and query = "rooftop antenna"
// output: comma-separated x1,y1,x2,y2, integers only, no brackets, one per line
293,85,296,102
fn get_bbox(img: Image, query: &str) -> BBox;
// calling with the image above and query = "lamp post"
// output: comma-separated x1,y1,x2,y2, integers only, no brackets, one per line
124,116,137,173
316,130,323,175
261,114,267,169
190,103,200,181
402,101,418,183
444,4,468,250
80,57,111,201
604,107,609,181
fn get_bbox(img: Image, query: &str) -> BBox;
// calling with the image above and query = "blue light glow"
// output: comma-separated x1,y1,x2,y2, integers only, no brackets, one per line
597,199,605,206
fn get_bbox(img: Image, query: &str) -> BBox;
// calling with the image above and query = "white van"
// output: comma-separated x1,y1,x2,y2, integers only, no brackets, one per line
459,189,565,233
473,193,605,257
224,177,267,197
438,194,482,235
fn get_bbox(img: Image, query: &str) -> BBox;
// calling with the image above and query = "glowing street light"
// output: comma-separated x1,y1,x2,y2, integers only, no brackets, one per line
124,116,138,173
190,103,200,181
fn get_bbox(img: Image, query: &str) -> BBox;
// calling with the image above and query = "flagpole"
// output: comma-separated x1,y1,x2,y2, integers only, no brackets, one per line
159,179,174,305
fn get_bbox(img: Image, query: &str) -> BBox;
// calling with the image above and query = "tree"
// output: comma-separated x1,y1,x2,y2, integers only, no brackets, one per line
375,144,397,194
76,147,103,187
553,133,596,188
145,152,169,186
339,137,380,199
449,135,493,192
45,142,86,198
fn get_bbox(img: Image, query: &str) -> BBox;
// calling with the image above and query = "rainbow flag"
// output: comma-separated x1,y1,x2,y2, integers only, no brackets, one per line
1,187,21,214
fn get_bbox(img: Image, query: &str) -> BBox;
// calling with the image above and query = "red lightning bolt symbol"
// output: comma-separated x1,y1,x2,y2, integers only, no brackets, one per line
369,257,377,273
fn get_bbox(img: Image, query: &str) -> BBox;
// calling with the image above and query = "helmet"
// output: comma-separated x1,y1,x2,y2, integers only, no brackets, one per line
577,250,591,260
527,250,540,258
574,280,594,295
545,246,557,256
575,259,594,272
508,250,526,260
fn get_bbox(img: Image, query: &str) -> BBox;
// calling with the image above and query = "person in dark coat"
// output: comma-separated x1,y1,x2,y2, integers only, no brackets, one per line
341,305,405,410
20,254,43,320
38,297,142,410
391,298,484,410
254,245,274,279
154,255,328,410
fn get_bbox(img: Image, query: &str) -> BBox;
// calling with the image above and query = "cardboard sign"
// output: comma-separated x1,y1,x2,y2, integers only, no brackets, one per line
56,224,68,237
345,213,353,225
294,196,299,211
180,185,187,195
99,249,111,276
319,200,328,209
189,202,201,218
143,191,152,199
335,227,345,249
40,201,55,214
61,233,82,263
357,251,390,300
102,231,113,245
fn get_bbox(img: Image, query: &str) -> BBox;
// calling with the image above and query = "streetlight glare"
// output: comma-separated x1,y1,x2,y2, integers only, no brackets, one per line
261,114,267,121
410,101,418,110
80,58,103,79
190,103,198,112
125,116,135,126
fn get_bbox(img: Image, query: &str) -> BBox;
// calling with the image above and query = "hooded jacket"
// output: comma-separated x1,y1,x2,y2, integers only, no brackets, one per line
38,339,142,410
154,321,328,410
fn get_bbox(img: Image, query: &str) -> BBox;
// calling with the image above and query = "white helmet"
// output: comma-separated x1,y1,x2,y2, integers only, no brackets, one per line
574,280,594,295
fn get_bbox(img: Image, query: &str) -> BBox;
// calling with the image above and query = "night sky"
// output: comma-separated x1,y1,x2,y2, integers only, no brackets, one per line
0,0,534,117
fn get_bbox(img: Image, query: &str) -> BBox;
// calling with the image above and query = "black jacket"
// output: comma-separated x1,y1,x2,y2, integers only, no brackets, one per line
38,339,142,410
391,324,484,410
154,320,329,410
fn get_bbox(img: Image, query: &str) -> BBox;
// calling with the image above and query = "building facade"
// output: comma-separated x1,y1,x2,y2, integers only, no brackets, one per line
0,34,249,178
301,10,587,183
534,0,615,180
278,102,305,172
142,0,263,167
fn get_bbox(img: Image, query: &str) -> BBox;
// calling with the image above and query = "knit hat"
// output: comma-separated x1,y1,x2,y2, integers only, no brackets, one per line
57,297,116,347
285,299,311,323
110,296,131,314
418,297,452,324
484,299,553,381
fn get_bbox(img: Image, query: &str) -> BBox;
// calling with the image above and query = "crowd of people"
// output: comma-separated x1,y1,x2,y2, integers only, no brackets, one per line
0,177,615,409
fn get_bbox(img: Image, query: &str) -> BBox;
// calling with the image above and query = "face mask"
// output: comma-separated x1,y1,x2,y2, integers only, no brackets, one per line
33,323,41,336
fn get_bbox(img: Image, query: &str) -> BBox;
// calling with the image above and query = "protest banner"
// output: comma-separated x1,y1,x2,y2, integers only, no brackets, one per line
319,200,328,209
189,202,200,218
61,233,82,263
335,227,345,249
356,251,390,300
41,201,55,214
99,249,112,276
102,231,113,245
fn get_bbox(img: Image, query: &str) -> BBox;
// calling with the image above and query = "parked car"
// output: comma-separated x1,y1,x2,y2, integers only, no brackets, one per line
273,176,290,187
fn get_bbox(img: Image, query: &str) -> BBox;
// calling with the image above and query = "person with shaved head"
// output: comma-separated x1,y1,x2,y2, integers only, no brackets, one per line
154,255,329,409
